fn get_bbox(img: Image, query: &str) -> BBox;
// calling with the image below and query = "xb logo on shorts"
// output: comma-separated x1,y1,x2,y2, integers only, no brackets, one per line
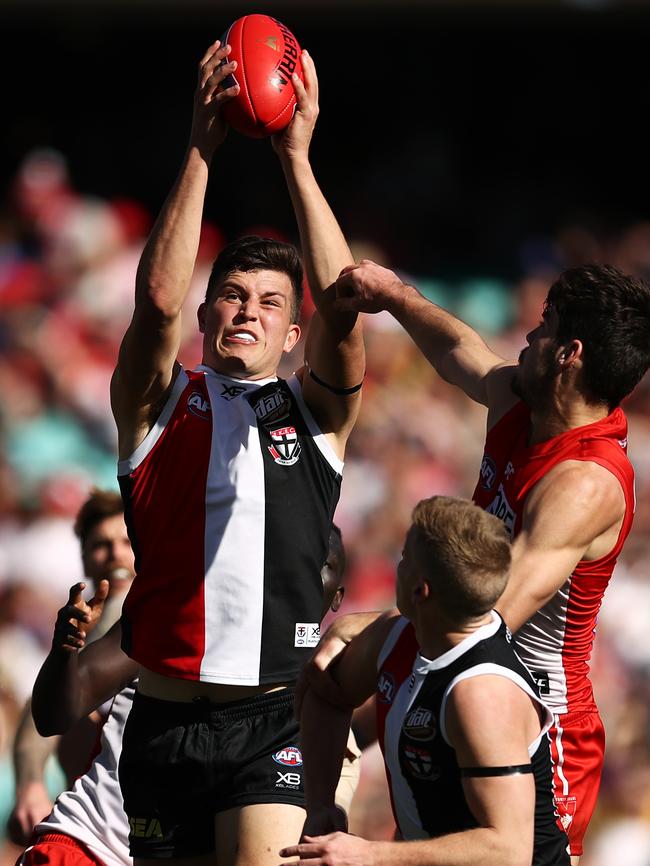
268,426,301,466
273,746,303,767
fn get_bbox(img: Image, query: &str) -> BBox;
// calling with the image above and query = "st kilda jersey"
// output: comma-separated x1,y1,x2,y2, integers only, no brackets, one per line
118,365,342,685
376,614,570,866
473,401,635,714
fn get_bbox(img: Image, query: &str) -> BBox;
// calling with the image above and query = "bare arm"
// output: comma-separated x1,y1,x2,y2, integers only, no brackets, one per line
298,612,400,838
7,699,57,845
111,40,239,459
274,52,364,458
334,261,515,412
32,584,137,736
496,459,626,633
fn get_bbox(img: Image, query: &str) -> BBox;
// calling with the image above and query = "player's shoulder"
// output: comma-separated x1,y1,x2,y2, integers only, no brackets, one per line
531,458,626,518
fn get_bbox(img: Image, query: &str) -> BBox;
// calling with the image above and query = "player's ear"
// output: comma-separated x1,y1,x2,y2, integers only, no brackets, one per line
557,339,582,368
330,586,345,613
412,579,430,605
198,303,207,334
283,323,301,353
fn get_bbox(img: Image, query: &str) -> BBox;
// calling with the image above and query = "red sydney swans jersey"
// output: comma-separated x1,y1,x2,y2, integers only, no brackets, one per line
472,401,635,714
118,365,342,686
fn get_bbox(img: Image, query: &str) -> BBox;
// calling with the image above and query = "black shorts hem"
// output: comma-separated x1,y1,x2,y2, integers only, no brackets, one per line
215,792,305,812
128,837,215,861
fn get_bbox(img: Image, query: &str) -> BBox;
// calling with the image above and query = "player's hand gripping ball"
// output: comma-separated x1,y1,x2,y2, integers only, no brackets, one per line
220,14,303,138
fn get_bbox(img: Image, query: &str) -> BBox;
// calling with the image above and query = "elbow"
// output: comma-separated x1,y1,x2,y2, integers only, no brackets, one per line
32,700,71,737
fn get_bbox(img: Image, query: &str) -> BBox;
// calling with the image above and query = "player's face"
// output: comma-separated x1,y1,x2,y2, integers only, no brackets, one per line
82,513,135,597
396,527,420,620
199,269,301,380
512,305,560,407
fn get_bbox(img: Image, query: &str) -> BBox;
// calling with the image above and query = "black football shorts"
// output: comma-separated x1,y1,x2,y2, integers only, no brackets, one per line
119,688,304,858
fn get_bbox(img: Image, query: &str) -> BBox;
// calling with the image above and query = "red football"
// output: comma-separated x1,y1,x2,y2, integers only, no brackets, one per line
221,14,303,138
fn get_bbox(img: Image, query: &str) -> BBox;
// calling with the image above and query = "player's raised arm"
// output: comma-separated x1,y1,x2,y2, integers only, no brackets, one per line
334,260,515,414
111,40,240,459
273,51,364,458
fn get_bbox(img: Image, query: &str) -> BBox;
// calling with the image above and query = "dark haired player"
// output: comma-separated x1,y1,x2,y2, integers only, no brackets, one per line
329,260,650,862
286,497,570,866
110,39,363,866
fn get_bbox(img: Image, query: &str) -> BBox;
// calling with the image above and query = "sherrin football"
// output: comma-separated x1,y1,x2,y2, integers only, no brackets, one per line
221,14,303,138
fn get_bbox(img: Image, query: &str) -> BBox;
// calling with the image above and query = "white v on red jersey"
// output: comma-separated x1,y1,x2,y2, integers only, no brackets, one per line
473,402,635,714
118,366,342,685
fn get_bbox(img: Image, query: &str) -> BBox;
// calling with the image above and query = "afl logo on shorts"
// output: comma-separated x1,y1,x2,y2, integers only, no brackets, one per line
273,746,303,767
187,391,211,419
479,454,497,490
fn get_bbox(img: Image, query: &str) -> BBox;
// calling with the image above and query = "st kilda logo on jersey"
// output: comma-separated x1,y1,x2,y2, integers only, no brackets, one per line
403,743,440,781
187,391,211,419
402,706,437,741
268,426,301,466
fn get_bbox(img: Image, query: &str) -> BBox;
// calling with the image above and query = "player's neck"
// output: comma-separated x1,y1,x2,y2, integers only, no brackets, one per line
415,612,493,660
528,390,610,446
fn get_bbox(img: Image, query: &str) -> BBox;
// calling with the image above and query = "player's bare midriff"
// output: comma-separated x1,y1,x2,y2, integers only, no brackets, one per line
138,667,291,703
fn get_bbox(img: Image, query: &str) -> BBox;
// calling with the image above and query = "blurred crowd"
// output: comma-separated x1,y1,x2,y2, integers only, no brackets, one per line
1,148,650,865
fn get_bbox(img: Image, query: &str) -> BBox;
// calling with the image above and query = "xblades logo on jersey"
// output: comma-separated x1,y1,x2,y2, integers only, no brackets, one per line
220,383,247,401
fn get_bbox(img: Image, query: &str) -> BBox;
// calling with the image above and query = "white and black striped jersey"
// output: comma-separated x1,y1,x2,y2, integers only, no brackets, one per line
118,367,342,685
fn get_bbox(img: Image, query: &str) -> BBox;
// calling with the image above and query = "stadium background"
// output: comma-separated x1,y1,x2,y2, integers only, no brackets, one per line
1,2,650,863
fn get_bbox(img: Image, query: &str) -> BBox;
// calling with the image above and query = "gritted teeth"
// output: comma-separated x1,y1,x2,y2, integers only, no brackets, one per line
233,332,256,342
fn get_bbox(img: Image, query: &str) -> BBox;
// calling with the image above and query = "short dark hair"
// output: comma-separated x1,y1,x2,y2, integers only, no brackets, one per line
74,489,124,550
546,265,650,409
205,236,304,323
411,496,511,619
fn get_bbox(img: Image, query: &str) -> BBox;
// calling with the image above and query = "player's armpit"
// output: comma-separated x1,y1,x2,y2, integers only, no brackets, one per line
495,459,626,632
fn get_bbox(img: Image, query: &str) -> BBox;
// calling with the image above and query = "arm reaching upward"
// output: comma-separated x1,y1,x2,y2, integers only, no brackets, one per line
111,40,240,460
273,51,365,458
334,260,516,418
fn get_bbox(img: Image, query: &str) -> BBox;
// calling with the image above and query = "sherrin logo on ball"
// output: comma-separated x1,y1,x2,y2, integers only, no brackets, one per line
273,746,303,766
220,14,303,138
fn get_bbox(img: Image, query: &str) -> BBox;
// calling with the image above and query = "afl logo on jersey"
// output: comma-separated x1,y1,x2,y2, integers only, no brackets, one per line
187,391,211,419
273,746,303,767
268,426,301,466
479,454,497,490
403,706,437,741
377,671,396,704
